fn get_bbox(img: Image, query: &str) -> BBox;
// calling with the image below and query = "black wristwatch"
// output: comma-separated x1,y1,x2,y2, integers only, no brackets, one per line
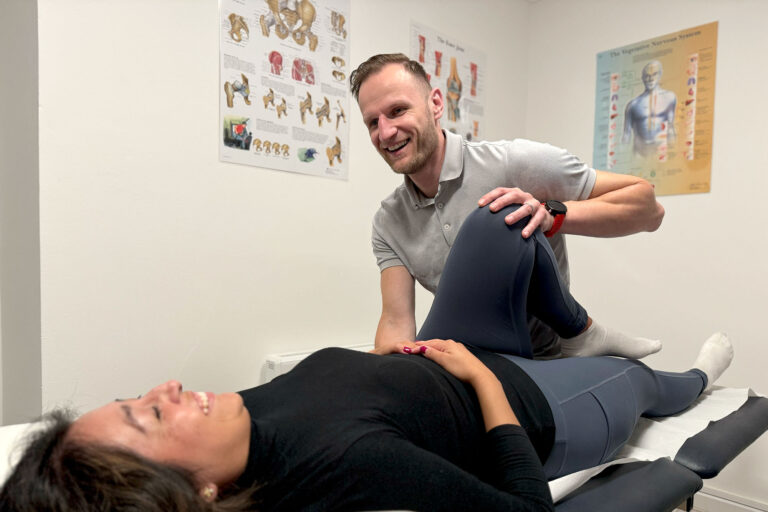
542,200,567,238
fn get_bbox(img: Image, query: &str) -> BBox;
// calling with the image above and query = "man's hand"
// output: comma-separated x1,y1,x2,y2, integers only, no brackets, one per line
369,340,419,356
478,187,553,238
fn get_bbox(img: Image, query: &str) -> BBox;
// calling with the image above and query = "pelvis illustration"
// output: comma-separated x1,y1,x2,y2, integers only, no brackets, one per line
260,0,319,51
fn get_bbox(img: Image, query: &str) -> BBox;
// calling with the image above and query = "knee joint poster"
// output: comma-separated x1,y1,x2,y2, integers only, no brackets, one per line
592,22,717,196
410,22,486,142
220,0,350,180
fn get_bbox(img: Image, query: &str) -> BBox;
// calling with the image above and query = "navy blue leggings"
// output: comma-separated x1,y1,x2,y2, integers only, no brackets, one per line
418,205,588,358
417,205,706,478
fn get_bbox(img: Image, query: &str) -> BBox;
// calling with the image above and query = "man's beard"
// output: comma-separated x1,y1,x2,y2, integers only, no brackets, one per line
387,124,439,175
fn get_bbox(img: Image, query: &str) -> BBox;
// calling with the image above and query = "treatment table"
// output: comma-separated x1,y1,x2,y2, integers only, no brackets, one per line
554,395,768,511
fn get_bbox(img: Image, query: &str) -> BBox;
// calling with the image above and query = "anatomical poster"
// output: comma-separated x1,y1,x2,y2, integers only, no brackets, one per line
592,22,717,196
220,0,350,180
410,22,486,142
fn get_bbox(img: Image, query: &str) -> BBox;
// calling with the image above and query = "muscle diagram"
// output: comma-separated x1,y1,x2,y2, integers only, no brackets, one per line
292,58,315,84
434,51,442,77
269,51,283,75
259,0,319,51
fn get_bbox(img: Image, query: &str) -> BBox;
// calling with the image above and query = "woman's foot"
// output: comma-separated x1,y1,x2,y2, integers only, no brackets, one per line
693,332,734,391
560,320,662,359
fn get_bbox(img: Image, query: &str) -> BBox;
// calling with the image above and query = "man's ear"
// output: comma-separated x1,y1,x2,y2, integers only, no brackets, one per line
430,87,445,121
199,482,219,502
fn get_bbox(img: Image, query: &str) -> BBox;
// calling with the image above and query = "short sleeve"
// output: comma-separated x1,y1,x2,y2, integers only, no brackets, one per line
372,222,403,271
504,140,596,202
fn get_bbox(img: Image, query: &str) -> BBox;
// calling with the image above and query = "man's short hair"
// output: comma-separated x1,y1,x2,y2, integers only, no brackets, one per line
349,53,431,101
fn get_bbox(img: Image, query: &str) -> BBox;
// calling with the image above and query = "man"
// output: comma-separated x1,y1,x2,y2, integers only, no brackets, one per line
622,60,678,158
350,53,665,359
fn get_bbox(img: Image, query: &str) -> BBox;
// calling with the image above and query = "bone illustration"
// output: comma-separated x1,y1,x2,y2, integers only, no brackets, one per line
276,97,287,119
228,13,249,42
335,100,346,130
434,51,443,77
281,144,290,156
331,56,345,68
446,57,462,122
253,138,263,152
326,136,342,166
260,0,318,51
224,74,251,108
263,87,275,109
272,142,281,154
299,91,313,124
316,96,330,127
331,10,347,39
263,140,272,154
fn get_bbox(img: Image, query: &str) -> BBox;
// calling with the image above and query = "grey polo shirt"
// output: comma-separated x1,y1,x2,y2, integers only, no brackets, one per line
372,130,596,357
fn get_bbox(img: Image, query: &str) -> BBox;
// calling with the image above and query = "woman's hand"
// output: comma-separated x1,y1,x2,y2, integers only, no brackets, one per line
415,339,520,430
414,339,495,385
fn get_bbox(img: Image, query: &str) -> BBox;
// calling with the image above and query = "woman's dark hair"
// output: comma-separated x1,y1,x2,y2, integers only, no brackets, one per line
0,410,257,511
349,52,431,100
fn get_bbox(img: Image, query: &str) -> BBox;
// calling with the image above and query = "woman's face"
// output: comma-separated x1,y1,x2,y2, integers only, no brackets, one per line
69,380,251,487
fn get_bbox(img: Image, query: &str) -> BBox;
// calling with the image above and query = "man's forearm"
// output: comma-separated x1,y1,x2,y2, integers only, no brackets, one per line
562,180,664,237
375,314,416,348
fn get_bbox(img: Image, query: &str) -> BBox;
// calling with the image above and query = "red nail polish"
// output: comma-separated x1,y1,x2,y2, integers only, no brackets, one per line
419,346,427,353
403,346,412,353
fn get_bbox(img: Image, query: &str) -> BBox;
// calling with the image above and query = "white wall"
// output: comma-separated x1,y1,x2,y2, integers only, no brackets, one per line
525,0,768,506
33,0,531,410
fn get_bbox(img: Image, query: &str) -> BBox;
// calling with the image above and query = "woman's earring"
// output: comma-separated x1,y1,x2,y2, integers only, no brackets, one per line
202,486,216,500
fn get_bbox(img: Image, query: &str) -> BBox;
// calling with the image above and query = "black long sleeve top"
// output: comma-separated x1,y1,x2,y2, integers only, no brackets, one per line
235,347,555,511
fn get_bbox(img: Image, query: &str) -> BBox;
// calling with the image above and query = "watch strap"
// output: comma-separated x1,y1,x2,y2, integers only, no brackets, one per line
542,202,565,238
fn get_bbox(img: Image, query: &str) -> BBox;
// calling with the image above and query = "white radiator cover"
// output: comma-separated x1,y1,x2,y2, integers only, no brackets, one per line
261,343,374,383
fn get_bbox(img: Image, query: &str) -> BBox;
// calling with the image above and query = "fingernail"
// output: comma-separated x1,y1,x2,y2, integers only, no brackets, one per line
419,346,427,353
403,346,412,353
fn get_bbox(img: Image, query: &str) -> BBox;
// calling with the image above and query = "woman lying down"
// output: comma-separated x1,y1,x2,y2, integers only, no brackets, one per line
0,206,733,512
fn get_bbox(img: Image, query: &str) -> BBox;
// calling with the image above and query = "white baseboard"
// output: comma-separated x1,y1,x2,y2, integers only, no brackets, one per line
694,487,768,512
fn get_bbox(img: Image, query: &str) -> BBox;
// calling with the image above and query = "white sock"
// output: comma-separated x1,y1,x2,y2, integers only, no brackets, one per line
560,320,662,359
693,332,734,391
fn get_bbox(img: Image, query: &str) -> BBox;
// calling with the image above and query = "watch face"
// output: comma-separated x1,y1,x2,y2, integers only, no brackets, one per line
546,200,567,215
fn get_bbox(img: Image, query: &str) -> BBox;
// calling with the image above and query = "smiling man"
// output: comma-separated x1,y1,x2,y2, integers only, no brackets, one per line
350,53,666,359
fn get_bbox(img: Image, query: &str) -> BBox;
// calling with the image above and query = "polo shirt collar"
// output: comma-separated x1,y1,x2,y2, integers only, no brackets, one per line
403,130,464,208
